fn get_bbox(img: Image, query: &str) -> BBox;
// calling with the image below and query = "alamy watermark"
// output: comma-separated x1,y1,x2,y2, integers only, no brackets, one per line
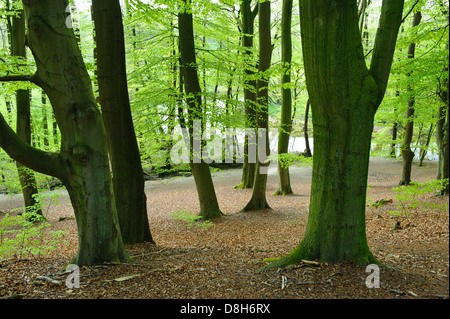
170,121,280,174
65,264,80,289
365,264,380,288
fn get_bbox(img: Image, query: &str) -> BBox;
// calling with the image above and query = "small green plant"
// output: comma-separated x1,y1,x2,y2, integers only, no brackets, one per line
284,210,306,226
170,210,213,247
0,192,66,260
267,153,313,169
170,210,213,231
388,179,449,218
0,212,66,260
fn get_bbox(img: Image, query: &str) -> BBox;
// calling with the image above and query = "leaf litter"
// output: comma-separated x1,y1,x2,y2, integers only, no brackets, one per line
0,158,448,299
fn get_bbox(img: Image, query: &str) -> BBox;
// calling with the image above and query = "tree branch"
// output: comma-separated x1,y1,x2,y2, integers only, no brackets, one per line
369,0,404,106
251,0,259,20
0,74,42,87
401,0,420,24
0,112,65,180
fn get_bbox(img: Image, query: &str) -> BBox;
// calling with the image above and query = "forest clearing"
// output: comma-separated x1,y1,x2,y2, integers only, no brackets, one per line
1,158,448,300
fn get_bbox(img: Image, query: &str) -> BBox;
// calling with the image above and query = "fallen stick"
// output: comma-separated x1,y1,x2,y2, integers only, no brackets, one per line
36,276,61,285
300,259,322,267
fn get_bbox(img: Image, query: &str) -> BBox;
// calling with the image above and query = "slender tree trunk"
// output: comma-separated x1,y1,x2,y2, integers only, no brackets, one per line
436,80,449,193
390,105,398,158
10,2,41,216
41,91,49,149
303,99,312,157
400,11,422,185
178,0,222,220
261,0,404,269
0,0,129,265
242,0,272,211
275,0,294,196
418,123,434,166
91,0,153,243
441,100,449,194
235,0,258,189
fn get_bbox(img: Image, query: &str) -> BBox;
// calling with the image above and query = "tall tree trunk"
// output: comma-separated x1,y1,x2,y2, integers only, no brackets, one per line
235,0,258,189
436,82,449,194
275,0,294,196
399,11,421,185
10,2,41,216
436,6,449,193
178,0,222,220
389,104,398,158
242,0,272,211
91,0,153,243
303,98,312,157
441,100,449,195
1,0,129,265
261,0,404,270
418,123,434,166
41,91,49,149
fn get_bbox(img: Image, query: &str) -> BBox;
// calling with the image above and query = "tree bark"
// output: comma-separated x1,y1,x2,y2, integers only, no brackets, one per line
400,11,422,185
235,0,259,189
303,98,312,157
91,0,153,243
1,0,129,265
418,123,434,166
261,0,404,270
242,0,272,211
436,8,448,193
10,2,41,216
275,0,294,196
389,104,398,158
178,0,222,220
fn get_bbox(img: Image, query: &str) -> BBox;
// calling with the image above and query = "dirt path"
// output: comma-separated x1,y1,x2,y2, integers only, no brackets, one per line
0,157,448,300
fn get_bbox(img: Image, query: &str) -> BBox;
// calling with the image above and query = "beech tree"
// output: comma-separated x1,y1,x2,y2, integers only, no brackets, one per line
0,0,129,265
178,0,223,220
262,0,404,269
275,0,294,196
399,10,422,185
91,0,153,243
235,0,258,189
242,0,272,211
9,1,40,215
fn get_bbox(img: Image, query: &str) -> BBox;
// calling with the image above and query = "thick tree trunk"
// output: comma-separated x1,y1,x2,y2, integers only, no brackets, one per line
261,0,404,270
11,3,41,216
436,47,449,194
0,0,130,265
65,150,128,265
178,0,222,220
400,11,422,185
275,0,294,196
235,0,258,189
91,0,153,243
437,101,449,194
242,0,272,211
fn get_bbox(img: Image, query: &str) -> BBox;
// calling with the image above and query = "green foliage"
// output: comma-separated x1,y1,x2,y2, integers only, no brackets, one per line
388,178,449,217
0,212,66,260
170,209,213,230
268,153,313,169
0,192,66,260
372,1,448,159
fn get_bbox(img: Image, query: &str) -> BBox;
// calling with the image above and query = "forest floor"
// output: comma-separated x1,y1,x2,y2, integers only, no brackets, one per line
0,157,448,301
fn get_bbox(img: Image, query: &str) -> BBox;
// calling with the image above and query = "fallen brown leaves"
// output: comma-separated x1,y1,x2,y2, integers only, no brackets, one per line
0,159,448,300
